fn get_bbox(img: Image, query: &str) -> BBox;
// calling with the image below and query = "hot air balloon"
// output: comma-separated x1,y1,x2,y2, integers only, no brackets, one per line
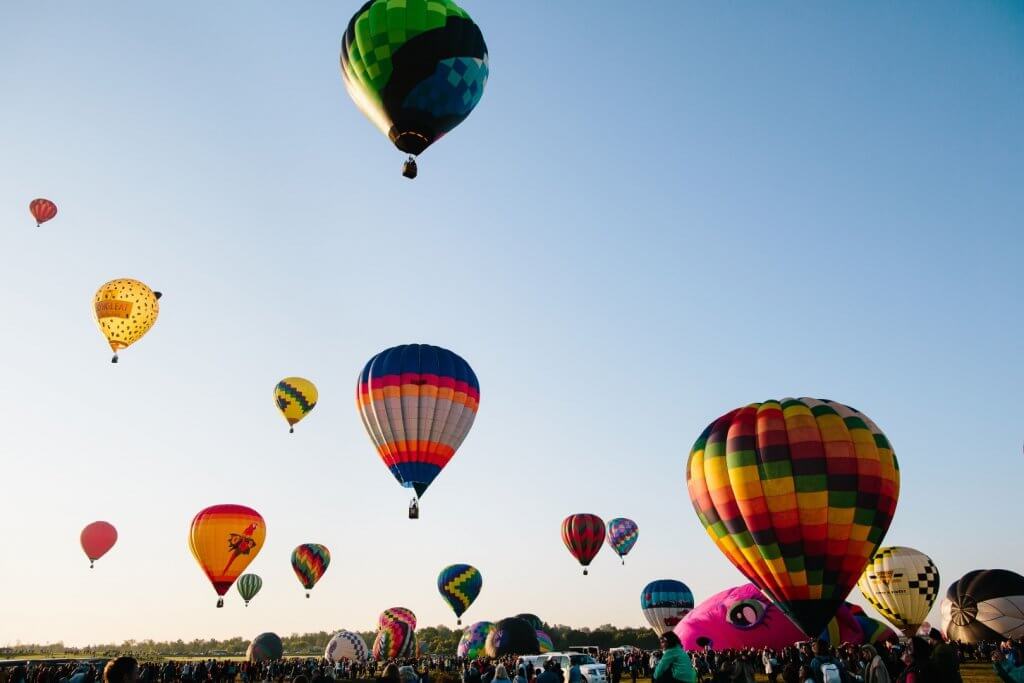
607,518,639,565
340,0,489,178
373,619,416,659
325,631,369,663
641,580,695,636
561,514,605,575
379,606,417,630
274,377,318,433
514,614,543,631
291,543,330,598
93,278,161,363
189,504,265,608
357,344,479,517
941,569,1024,643
535,630,554,654
438,563,482,625
857,546,940,636
80,521,117,569
29,198,57,226
236,574,263,607
457,622,493,659
247,633,283,663
687,398,900,637
485,617,540,657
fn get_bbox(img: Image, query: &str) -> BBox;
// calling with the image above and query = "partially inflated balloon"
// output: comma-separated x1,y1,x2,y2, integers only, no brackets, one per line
29,198,57,226
514,614,543,631
93,279,161,362
326,631,369,662
561,513,605,575
641,580,695,636
858,546,940,636
607,518,639,564
485,617,539,657
373,619,415,659
457,621,493,659
247,633,283,663
80,521,117,568
687,398,900,637
291,543,330,597
357,344,479,510
236,573,263,606
340,0,488,178
189,504,265,607
379,607,417,630
274,377,318,433
438,563,482,625
535,630,553,654
941,569,1024,643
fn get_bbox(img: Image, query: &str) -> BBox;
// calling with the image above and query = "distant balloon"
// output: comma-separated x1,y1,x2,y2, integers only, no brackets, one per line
189,504,266,608
291,543,330,598
274,377,318,433
606,518,639,564
858,546,940,636
236,574,263,607
379,607,417,630
29,198,57,226
340,0,489,178
247,632,283,663
514,614,543,631
485,617,540,657
357,344,480,513
561,513,605,575
535,630,554,654
457,621,493,660
941,569,1024,643
325,631,369,663
687,398,900,637
80,521,117,569
93,278,161,363
438,563,482,625
641,580,695,636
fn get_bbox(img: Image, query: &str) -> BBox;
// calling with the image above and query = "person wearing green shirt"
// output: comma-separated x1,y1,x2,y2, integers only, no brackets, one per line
654,632,697,683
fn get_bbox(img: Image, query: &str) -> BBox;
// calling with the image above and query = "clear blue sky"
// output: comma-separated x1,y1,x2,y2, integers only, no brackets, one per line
0,1,1021,647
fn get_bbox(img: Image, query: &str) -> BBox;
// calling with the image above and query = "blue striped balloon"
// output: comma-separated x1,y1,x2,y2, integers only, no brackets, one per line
438,563,483,624
641,579,695,635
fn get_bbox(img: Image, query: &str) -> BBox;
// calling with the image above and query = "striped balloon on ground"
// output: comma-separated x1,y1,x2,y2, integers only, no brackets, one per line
858,546,939,636
291,543,330,598
236,573,263,606
325,630,369,662
641,579,695,636
438,563,482,625
687,398,900,637
274,377,318,433
561,514,605,575
607,518,639,564
373,619,415,659
356,344,480,510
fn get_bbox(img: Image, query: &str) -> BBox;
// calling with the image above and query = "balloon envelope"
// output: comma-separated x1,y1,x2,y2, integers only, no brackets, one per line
373,619,415,659
940,569,1024,643
687,398,900,636
247,633,283,663
379,607,417,630
189,504,265,606
326,631,369,662
514,614,543,631
29,198,57,226
485,617,540,657
858,546,940,636
274,377,318,432
535,630,553,654
80,521,117,567
93,278,160,360
561,514,605,574
457,621,493,659
291,543,330,594
438,563,482,620
236,574,263,606
607,518,639,561
641,579,695,635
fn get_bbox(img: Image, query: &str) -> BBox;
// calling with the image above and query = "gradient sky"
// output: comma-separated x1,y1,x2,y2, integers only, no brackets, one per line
1,1,1022,648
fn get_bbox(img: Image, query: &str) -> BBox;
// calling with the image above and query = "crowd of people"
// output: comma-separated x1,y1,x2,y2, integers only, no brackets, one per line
3,631,1023,683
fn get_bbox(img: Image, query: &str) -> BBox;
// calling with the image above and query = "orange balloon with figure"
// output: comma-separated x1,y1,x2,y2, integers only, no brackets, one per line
189,504,266,608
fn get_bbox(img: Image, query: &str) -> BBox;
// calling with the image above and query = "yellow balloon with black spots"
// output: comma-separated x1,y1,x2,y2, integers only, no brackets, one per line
93,278,161,363
274,377,318,433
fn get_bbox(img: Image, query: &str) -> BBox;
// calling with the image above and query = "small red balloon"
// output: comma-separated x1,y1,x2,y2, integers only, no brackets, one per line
29,198,58,226
81,521,117,568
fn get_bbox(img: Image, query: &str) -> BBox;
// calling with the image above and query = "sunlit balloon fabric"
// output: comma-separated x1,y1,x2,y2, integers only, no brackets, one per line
941,569,1024,643
274,377,318,433
561,513,605,575
857,546,939,636
357,344,480,501
189,504,265,607
236,573,263,606
438,563,482,624
93,278,161,362
80,521,117,568
29,198,57,226
380,606,417,630
641,579,695,635
291,543,330,597
373,618,415,659
340,0,488,158
607,518,639,564
325,630,369,663
687,398,900,637
535,630,554,653
247,632,283,663
457,621,493,660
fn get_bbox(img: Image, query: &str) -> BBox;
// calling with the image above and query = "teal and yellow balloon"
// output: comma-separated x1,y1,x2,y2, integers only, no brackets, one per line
274,377,318,433
437,563,482,625
236,573,263,606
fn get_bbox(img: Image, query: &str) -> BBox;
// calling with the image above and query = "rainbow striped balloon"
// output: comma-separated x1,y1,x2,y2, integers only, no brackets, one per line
606,518,639,564
535,629,553,653
457,621,493,659
357,344,479,505
687,398,900,637
291,543,330,597
438,564,482,624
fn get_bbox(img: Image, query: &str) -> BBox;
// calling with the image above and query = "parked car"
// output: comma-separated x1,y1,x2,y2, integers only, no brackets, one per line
543,652,607,683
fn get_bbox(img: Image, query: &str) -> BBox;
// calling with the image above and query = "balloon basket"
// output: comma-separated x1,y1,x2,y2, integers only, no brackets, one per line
402,156,418,179
306,593,310,599
89,561,94,569
216,597,224,608
111,353,119,364
289,426,294,434
583,568,589,576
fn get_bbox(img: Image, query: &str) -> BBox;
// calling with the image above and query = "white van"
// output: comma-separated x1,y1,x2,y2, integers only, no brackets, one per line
542,652,607,683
